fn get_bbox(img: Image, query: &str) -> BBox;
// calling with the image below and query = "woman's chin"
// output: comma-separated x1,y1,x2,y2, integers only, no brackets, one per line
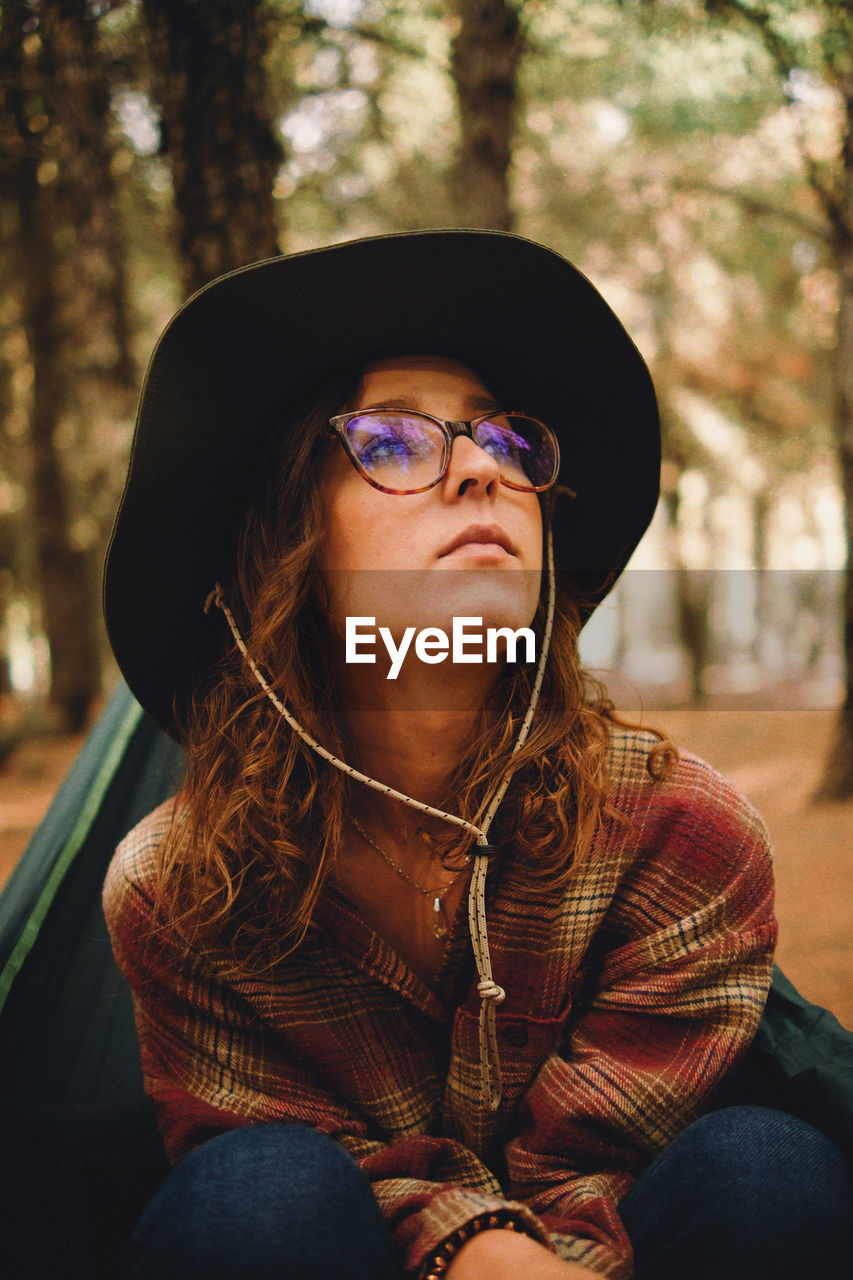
428,574,539,635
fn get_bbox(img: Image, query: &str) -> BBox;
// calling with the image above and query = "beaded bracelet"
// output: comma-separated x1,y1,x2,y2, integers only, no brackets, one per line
422,1213,522,1280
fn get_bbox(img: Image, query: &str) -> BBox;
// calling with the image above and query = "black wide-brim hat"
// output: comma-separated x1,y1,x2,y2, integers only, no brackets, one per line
104,229,660,735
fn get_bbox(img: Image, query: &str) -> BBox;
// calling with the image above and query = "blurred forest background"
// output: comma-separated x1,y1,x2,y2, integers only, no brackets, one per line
1,0,853,788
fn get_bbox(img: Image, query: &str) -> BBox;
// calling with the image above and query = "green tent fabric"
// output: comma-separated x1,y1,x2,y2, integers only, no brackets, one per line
0,681,185,1101
0,682,184,1278
719,967,853,1165
0,681,850,1278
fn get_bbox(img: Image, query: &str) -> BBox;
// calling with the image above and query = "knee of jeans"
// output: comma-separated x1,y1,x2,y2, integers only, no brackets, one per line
657,1106,852,1224
622,1107,853,1280
124,1126,397,1274
129,1123,383,1267
177,1123,370,1217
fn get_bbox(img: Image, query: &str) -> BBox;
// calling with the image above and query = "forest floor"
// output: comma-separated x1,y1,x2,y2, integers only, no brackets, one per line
0,702,851,1029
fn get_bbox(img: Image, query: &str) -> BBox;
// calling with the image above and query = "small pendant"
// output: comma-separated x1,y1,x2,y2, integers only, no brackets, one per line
432,896,447,939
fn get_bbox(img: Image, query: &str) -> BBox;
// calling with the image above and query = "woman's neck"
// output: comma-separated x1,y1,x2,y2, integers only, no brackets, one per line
339,663,497,822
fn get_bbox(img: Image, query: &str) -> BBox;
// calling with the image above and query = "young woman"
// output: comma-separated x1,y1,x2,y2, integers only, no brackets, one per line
102,231,852,1280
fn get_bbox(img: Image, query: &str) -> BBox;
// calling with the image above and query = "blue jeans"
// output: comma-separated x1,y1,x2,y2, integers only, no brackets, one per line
123,1107,853,1279
619,1106,853,1278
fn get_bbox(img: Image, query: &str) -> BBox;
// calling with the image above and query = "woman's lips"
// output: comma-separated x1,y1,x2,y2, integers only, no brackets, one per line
439,524,516,557
439,541,514,561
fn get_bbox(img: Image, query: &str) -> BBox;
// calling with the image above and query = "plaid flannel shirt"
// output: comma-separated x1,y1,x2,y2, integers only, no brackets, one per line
103,728,777,1279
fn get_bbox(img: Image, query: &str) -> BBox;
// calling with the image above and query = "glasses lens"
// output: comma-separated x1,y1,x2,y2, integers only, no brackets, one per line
474,415,559,490
342,413,446,491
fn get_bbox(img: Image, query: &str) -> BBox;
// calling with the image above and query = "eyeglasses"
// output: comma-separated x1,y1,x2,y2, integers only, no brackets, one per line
327,409,560,495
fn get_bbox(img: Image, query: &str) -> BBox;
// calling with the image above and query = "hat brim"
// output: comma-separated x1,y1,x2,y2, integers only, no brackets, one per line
104,229,660,735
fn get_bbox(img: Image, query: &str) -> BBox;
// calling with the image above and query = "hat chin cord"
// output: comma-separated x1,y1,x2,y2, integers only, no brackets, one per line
206,527,556,1112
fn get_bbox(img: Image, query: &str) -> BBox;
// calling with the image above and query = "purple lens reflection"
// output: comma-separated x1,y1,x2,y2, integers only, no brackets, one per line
475,416,556,488
345,413,444,485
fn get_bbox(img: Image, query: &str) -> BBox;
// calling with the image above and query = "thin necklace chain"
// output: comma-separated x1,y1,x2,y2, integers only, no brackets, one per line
349,815,470,938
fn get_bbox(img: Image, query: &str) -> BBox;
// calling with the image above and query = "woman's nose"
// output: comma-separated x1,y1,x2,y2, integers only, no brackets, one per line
445,433,501,496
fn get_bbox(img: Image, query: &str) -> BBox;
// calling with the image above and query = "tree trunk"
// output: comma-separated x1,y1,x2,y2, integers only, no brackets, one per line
0,341,18,700
1,1,135,730
817,73,853,797
450,0,522,232
39,0,138,562
143,0,283,295
41,1,135,393
752,489,769,667
676,567,711,705
17,154,102,732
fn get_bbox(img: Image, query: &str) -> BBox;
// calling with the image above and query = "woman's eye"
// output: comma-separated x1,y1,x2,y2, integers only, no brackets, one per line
359,431,415,462
481,426,528,468
490,436,520,462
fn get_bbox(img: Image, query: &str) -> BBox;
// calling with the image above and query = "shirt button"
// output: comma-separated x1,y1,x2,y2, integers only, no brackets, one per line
503,1024,528,1048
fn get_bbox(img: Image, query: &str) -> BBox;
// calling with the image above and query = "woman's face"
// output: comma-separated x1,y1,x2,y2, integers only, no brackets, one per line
316,355,544,666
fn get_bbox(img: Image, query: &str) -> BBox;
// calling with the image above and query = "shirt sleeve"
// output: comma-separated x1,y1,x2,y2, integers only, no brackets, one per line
102,831,552,1279
501,754,778,1278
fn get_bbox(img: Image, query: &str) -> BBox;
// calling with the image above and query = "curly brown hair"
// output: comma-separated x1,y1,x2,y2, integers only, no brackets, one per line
154,367,676,973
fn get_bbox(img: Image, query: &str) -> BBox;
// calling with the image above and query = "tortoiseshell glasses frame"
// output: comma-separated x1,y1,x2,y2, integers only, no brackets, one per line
326,408,561,496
